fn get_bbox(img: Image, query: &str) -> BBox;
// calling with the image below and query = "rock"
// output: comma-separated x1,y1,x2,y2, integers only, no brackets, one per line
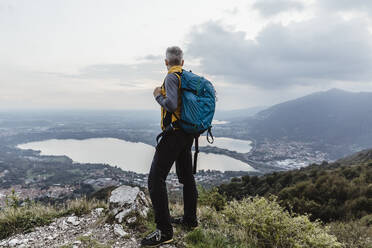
115,208,132,223
60,220,69,230
67,216,80,226
2,192,157,248
109,185,150,225
109,186,140,206
126,217,137,224
114,224,128,237
83,231,92,237
94,207,105,216
104,223,111,232
8,238,19,247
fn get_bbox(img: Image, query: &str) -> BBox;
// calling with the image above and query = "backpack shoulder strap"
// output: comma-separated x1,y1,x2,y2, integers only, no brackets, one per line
169,71,182,121
173,71,182,89
193,135,200,175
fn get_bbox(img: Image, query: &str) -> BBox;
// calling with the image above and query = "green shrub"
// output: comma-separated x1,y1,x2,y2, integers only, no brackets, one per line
328,220,372,248
197,186,226,211
191,196,342,248
361,214,372,226
4,189,21,209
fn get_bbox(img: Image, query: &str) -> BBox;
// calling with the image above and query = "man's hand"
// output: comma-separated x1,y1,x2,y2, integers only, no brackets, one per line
153,87,162,97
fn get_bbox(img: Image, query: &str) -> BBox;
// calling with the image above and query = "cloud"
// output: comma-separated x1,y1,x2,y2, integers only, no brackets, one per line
50,61,167,86
141,54,163,61
186,18,372,89
0,64,164,110
224,7,239,15
0,2,13,12
320,0,372,14
252,0,304,16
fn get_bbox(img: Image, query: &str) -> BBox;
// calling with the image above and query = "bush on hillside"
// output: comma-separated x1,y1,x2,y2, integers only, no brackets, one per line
187,195,342,248
328,220,372,248
219,162,372,222
198,186,227,211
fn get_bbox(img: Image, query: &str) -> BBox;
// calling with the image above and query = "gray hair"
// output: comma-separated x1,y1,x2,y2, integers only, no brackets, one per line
166,46,183,66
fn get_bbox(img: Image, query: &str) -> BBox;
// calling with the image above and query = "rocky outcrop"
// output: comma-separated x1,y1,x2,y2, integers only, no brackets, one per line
0,185,176,248
109,185,150,225
0,207,142,248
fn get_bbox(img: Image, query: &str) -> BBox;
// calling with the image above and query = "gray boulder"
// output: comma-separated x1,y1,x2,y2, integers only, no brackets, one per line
109,185,150,224
114,224,129,237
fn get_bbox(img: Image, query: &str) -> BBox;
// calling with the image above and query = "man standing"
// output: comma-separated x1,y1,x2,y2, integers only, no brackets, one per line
141,46,198,247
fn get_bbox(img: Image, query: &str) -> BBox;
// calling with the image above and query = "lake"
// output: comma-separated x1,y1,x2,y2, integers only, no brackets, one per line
199,136,252,153
17,138,255,174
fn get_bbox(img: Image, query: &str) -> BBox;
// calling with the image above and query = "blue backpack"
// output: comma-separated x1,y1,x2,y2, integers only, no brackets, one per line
178,70,216,136
176,70,216,174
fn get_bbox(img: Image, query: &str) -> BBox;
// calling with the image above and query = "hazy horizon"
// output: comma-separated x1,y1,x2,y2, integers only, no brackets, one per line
0,87,370,112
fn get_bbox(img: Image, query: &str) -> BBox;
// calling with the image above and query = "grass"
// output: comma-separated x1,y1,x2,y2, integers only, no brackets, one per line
185,228,246,248
0,192,107,240
169,187,344,248
63,197,107,217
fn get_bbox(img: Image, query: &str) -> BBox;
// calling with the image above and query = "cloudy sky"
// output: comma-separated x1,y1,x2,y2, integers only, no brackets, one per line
1,0,372,110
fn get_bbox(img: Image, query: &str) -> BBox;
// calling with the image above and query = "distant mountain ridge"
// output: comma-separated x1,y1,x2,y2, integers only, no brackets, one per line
213,106,266,120
245,89,372,158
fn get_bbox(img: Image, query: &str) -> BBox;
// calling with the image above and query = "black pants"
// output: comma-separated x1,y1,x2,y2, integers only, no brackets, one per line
148,129,197,234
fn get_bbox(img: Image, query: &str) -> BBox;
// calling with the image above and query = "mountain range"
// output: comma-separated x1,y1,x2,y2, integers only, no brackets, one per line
239,89,372,159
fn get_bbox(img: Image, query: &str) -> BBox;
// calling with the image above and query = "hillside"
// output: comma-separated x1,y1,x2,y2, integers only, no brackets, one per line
0,185,346,248
244,89,372,159
337,148,372,165
219,148,372,223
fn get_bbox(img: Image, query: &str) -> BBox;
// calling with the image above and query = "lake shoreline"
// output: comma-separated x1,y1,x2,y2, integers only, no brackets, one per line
17,137,256,174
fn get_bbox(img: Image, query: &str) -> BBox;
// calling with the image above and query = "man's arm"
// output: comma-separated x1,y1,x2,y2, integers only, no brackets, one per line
155,74,179,112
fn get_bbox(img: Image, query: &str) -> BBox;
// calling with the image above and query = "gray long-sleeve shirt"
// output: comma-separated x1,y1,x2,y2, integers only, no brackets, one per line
155,73,179,113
